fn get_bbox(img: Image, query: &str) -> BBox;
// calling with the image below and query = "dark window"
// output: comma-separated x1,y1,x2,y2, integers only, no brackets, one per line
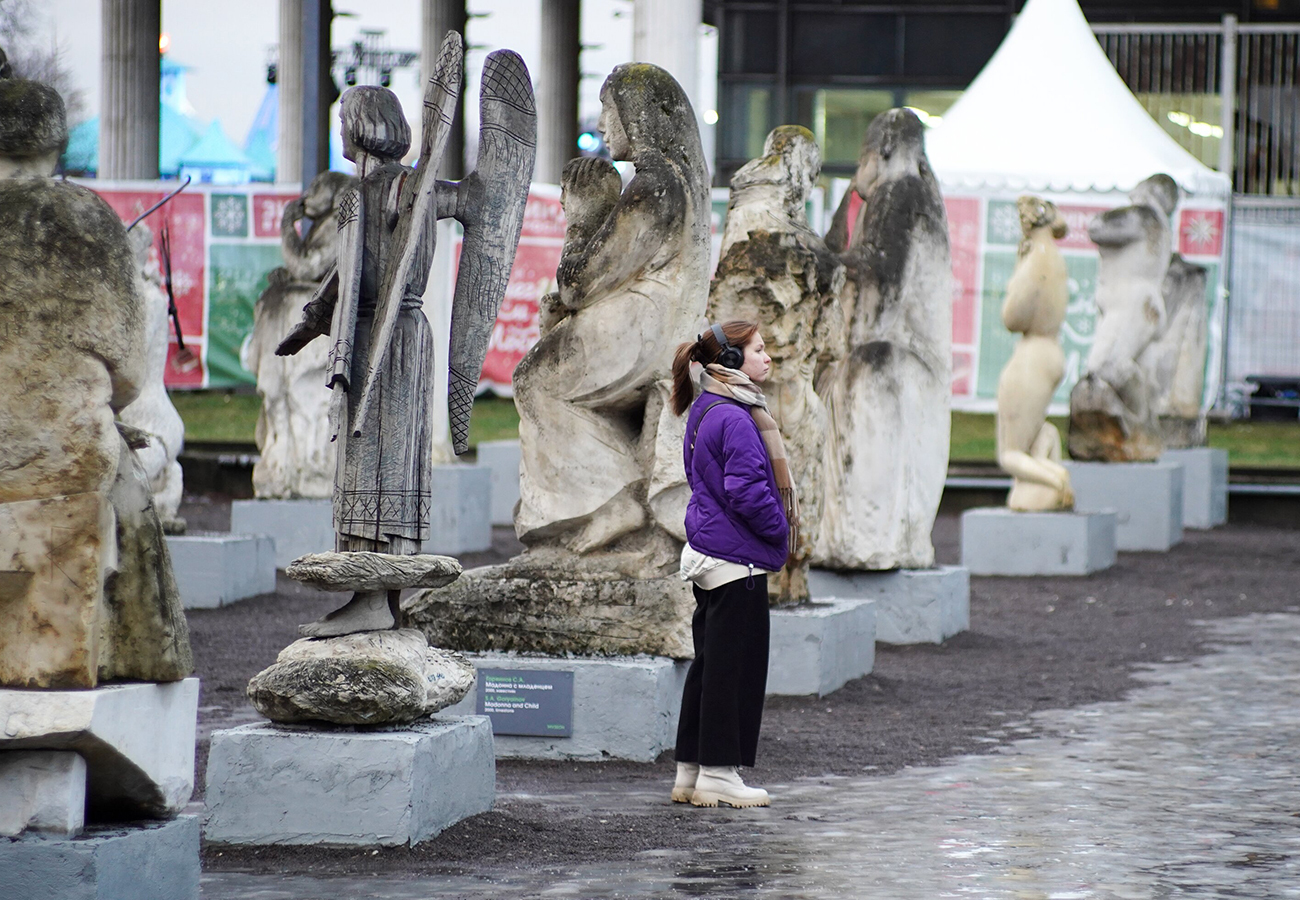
789,13,897,78
902,14,1006,80
721,11,779,74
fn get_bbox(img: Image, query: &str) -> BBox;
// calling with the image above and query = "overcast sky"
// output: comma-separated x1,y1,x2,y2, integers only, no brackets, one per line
37,0,646,144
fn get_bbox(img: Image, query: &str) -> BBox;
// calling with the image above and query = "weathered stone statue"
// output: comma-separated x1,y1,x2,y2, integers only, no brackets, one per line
118,225,187,532
1069,174,1178,462
996,196,1075,512
244,171,356,499
0,69,192,688
405,62,710,659
707,125,845,603
814,109,952,571
1141,254,1209,448
249,33,534,723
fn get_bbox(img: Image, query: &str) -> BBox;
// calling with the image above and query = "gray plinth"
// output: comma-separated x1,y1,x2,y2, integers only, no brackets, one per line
961,507,1117,576
767,599,876,696
230,499,333,568
164,533,276,608
0,815,200,900
806,566,970,645
423,465,492,555
445,654,689,762
1162,448,1228,529
204,716,494,847
0,751,86,836
476,439,521,526
1065,460,1184,551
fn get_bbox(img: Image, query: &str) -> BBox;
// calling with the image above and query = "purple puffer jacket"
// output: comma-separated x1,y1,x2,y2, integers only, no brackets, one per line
682,393,789,572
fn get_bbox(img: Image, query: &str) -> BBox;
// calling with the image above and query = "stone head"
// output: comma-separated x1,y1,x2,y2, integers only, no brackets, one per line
559,156,622,232
598,63,701,171
1017,195,1068,240
1129,173,1179,219
303,170,355,218
730,125,821,211
339,86,411,165
852,108,927,199
0,72,68,179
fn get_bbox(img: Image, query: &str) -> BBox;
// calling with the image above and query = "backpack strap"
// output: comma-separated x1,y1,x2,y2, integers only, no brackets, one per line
689,398,731,452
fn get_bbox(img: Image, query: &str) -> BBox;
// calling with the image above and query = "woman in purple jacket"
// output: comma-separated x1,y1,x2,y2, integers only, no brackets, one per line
668,319,798,808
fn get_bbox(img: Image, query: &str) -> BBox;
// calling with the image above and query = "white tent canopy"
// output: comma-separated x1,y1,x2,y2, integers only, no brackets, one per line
924,0,1231,199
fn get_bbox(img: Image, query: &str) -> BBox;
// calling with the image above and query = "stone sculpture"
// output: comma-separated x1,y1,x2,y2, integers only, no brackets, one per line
814,109,952,571
252,32,534,723
0,69,192,690
707,125,845,603
1141,255,1209,448
1069,174,1179,462
996,196,1075,512
406,62,710,658
119,225,187,532
245,171,356,499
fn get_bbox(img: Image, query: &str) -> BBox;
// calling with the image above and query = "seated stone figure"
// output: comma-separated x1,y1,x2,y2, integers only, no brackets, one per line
707,125,845,603
0,69,191,688
1069,174,1178,462
814,109,952,571
996,196,1074,512
244,171,356,499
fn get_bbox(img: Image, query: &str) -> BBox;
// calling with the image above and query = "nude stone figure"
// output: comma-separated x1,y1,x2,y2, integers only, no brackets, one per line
814,109,952,571
244,171,356,499
511,62,710,577
996,196,1074,512
0,68,191,688
1069,174,1178,462
707,125,845,603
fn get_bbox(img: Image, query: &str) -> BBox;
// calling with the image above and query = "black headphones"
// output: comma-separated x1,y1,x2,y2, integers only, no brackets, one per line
706,322,745,370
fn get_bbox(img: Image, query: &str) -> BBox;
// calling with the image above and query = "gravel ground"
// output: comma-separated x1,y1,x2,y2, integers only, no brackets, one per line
187,499,1300,878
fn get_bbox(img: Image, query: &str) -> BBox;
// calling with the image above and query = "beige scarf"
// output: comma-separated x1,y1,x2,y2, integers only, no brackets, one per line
695,363,800,558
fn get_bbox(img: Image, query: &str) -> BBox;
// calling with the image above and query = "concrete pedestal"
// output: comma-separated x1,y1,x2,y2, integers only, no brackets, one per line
1065,461,1184,551
961,508,1117,576
0,751,87,836
445,654,689,762
0,815,200,900
807,566,969,645
230,499,333,568
423,465,492,555
475,439,521,526
767,599,875,696
1162,448,1228,529
165,533,276,608
204,716,494,847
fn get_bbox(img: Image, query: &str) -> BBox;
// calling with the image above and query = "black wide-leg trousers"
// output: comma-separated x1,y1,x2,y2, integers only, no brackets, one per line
674,574,770,768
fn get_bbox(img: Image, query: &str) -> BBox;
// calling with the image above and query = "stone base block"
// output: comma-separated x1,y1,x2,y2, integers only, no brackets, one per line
0,815,200,900
164,533,276,609
229,499,333,568
1064,461,1184,550
1162,448,1228,529
0,750,86,836
961,508,1117,576
445,654,688,762
806,567,969,645
0,678,198,819
423,465,492,555
767,599,876,696
476,439,521,526
204,716,494,846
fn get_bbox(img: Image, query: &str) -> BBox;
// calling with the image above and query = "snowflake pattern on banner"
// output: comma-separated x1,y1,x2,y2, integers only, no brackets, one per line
986,200,1023,246
211,194,249,238
1179,209,1224,257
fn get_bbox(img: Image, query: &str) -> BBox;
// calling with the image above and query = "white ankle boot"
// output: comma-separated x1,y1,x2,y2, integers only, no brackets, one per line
690,765,770,808
671,762,699,803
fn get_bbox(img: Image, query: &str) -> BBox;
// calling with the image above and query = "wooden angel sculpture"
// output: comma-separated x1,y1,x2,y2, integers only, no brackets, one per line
276,32,536,637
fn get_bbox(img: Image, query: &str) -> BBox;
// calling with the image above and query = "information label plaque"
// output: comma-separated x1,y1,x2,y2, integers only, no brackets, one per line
476,669,574,737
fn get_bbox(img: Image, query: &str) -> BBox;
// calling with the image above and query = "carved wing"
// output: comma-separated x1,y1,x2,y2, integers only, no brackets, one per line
445,50,536,454
351,30,464,435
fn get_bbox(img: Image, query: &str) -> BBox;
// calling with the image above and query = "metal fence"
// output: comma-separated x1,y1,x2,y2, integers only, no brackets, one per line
1226,199,1300,385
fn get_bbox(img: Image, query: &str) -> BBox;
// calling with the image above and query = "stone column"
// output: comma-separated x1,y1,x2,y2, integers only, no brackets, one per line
300,0,332,187
422,0,467,179
277,0,303,185
100,0,160,180
536,0,580,185
632,0,701,111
